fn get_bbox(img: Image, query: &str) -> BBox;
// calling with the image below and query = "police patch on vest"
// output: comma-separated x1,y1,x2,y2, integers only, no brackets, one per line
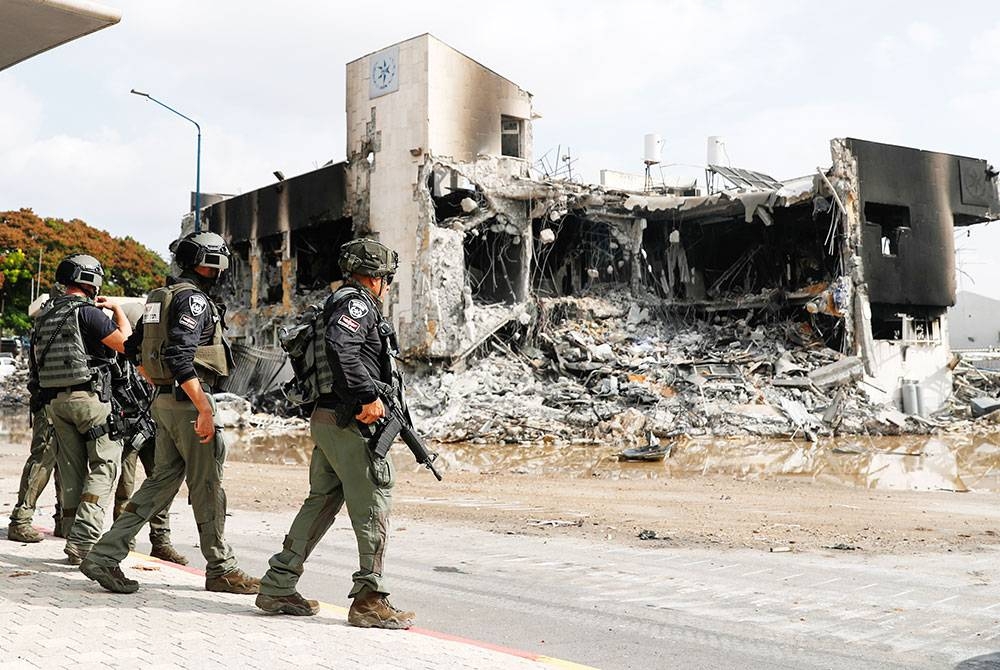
144,303,161,324
189,295,208,316
337,314,361,333
178,314,199,331
348,299,369,319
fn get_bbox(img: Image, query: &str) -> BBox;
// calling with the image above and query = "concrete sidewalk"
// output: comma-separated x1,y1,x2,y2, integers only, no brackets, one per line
0,532,590,670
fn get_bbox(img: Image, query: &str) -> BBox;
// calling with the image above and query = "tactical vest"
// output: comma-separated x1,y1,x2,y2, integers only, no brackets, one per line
141,282,229,386
33,295,97,389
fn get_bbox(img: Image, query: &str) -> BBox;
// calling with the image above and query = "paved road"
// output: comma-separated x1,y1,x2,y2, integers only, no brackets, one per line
4,477,1000,669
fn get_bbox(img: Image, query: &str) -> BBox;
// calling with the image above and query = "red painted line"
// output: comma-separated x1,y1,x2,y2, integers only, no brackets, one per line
34,526,585,667
33,526,205,576
407,626,541,661
130,551,206,577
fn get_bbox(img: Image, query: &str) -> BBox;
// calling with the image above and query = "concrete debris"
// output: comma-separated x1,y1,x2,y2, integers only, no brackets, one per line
807,356,863,390
0,366,30,408
406,287,997,446
971,397,1000,419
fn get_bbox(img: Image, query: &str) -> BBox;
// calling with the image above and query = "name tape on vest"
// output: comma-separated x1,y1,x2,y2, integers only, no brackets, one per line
144,303,161,324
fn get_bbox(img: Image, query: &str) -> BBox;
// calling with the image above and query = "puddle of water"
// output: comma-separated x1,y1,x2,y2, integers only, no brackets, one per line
3,408,999,492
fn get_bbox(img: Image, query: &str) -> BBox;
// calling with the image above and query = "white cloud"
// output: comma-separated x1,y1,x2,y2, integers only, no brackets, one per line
906,21,943,50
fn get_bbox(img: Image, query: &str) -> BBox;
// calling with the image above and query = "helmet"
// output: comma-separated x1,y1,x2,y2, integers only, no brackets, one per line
55,254,104,293
338,238,398,279
171,231,231,272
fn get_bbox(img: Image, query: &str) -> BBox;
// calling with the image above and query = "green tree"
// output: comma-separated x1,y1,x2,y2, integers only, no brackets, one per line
0,210,169,334
0,249,33,333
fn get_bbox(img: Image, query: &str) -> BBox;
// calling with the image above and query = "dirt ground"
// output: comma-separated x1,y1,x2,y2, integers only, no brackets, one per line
219,459,1000,555
3,408,999,556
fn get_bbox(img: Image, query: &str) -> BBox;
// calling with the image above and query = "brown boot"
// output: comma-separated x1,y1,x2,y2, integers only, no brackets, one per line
7,523,43,543
64,543,90,566
205,568,260,594
347,592,415,629
255,592,320,616
150,543,188,566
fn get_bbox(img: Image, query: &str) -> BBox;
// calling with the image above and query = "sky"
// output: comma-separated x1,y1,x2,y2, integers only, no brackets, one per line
1,0,999,297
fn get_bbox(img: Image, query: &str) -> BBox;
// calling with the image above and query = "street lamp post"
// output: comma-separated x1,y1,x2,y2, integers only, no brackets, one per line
130,89,202,233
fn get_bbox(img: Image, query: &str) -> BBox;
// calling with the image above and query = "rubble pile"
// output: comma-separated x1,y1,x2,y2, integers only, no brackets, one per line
0,367,30,409
408,288,983,446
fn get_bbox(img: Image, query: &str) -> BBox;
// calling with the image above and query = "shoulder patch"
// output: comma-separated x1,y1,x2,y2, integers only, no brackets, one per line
143,303,161,324
189,294,208,316
178,314,199,331
348,298,369,319
337,314,361,333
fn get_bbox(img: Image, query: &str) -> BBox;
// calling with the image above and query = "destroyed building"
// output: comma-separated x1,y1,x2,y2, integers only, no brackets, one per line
189,34,1000,430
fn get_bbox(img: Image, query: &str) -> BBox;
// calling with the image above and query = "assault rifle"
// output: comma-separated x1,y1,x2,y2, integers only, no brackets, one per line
370,380,442,481
105,356,156,450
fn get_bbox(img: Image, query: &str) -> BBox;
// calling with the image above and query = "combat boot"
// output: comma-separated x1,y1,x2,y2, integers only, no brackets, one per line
150,543,188,566
347,592,415,629
79,559,139,594
205,568,260,594
64,543,89,566
255,592,320,616
7,523,43,543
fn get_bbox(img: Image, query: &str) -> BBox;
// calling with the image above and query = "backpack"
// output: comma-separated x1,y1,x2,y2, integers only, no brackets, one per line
279,302,328,406
280,287,360,405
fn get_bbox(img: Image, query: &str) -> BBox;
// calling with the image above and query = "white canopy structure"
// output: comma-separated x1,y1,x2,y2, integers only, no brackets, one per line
0,0,121,72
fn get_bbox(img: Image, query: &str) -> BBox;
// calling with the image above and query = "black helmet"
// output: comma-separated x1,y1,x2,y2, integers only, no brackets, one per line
171,231,231,272
55,254,104,293
338,238,398,278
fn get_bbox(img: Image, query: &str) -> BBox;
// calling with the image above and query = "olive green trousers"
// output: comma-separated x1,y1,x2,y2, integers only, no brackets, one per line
46,391,120,549
9,409,60,527
87,393,238,577
114,440,172,544
259,408,394,598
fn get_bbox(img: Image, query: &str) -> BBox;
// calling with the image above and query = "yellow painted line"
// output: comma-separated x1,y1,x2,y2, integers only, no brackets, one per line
537,655,601,669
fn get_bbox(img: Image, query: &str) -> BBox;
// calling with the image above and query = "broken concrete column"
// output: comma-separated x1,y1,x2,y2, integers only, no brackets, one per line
830,138,878,376
808,356,863,389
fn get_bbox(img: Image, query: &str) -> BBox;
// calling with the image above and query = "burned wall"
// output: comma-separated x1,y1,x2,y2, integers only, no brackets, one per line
426,36,533,163
203,163,348,243
849,138,1000,309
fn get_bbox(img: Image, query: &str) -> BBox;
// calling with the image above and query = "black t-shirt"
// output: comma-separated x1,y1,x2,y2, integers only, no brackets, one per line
77,304,117,360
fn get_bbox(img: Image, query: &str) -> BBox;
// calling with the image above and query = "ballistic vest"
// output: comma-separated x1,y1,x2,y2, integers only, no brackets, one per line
140,281,229,386
33,294,95,389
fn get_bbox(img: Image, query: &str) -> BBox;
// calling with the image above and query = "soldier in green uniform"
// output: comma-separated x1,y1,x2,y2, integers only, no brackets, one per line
110,302,186,565
6,408,60,543
112,438,186,564
256,238,414,629
81,231,258,595
31,254,132,564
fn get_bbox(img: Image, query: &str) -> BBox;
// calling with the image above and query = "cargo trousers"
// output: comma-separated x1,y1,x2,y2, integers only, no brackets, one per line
9,409,61,527
87,392,238,578
114,439,172,545
259,407,394,599
46,391,120,549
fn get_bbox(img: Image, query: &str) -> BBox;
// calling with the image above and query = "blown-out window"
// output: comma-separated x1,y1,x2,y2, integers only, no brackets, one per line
501,116,522,158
